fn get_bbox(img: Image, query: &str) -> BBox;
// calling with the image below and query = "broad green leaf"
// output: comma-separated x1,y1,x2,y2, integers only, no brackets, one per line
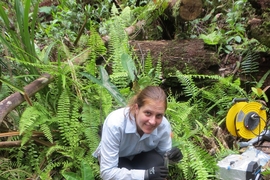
234,36,242,43
225,45,233,52
81,66,126,106
121,53,137,81
199,31,222,45
251,87,262,96
81,160,94,180
62,172,80,180
39,6,53,14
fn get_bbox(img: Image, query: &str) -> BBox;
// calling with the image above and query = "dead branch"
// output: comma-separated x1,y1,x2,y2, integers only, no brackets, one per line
0,131,55,148
0,131,45,138
0,138,54,148
0,141,21,148
0,73,53,124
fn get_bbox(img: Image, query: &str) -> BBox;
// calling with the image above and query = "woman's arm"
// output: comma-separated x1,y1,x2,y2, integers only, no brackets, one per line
99,116,145,180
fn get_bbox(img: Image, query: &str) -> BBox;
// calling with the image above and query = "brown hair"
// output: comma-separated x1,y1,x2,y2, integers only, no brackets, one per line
128,86,167,118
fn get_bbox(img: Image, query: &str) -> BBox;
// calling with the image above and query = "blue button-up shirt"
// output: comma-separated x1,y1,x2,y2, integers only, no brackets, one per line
93,107,172,180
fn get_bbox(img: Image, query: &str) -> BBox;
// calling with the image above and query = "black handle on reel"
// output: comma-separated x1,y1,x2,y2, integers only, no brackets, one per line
232,98,249,104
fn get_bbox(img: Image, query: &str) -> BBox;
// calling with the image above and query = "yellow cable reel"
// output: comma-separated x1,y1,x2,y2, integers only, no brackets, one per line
226,98,267,140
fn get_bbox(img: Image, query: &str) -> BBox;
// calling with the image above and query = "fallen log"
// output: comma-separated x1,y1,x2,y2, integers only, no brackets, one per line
130,39,218,75
0,73,53,124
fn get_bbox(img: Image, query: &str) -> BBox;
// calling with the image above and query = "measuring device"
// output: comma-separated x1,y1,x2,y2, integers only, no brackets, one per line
226,98,267,140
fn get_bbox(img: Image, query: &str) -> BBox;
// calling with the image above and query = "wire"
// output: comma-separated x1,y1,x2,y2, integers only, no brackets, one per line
247,115,270,146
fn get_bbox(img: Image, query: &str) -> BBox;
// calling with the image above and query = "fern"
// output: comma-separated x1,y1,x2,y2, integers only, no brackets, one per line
175,71,200,98
143,51,153,75
39,161,62,180
179,141,217,180
87,24,107,75
173,72,248,121
106,7,134,89
27,141,41,173
241,51,260,74
40,124,53,143
19,106,39,134
81,102,104,179
19,102,53,145
153,54,163,85
57,89,81,147
167,97,195,136
82,106,101,150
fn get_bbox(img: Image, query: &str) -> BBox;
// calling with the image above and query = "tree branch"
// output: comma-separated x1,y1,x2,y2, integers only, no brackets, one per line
0,73,53,124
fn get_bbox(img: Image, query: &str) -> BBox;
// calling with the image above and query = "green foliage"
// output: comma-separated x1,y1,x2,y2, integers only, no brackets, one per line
199,31,222,45
194,0,266,55
0,0,40,76
179,141,217,180
0,156,33,179
166,96,217,180
86,24,107,75
240,51,260,74
62,160,95,180
0,0,269,179
105,6,134,89
81,66,127,106
57,89,81,147
174,71,247,121
19,103,53,145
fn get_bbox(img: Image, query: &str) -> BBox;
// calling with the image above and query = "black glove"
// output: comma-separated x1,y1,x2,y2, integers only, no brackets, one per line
144,166,168,180
167,147,183,163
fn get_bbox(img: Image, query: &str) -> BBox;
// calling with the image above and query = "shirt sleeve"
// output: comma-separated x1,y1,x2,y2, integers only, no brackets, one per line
155,118,172,155
99,115,145,180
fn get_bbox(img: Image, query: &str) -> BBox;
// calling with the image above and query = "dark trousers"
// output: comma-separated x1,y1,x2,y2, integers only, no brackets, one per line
118,150,164,170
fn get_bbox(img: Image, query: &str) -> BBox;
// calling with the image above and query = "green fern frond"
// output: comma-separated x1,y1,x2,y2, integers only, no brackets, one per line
19,106,40,135
0,158,32,179
179,141,217,180
57,89,81,147
57,89,72,146
143,51,153,75
27,141,41,172
46,144,65,158
87,25,107,75
110,72,129,89
153,54,162,85
167,96,195,137
107,10,133,89
39,161,62,180
241,51,260,74
175,71,200,98
81,103,102,152
20,103,53,145
21,131,33,146
40,124,53,143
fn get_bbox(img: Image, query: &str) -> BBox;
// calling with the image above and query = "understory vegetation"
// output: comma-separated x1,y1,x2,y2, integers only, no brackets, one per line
0,0,269,179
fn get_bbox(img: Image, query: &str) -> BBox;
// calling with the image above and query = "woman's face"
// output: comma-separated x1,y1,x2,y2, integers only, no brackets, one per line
135,100,165,135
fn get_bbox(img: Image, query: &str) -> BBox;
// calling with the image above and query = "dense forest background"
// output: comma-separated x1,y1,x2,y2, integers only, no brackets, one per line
0,0,269,179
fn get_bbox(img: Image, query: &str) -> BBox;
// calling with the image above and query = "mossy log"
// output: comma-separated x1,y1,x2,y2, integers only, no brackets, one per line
130,39,219,77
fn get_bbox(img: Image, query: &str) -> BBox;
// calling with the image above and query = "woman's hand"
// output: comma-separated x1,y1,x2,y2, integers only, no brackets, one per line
144,166,168,180
167,147,183,163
